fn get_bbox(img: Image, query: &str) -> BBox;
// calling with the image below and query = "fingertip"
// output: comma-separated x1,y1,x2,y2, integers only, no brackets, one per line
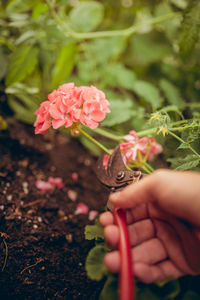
104,251,120,273
104,225,119,249
99,211,114,226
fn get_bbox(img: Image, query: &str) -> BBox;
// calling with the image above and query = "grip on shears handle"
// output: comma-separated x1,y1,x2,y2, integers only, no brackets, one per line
113,208,134,300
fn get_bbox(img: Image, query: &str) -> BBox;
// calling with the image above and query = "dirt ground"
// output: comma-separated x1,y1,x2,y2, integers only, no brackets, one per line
0,120,108,299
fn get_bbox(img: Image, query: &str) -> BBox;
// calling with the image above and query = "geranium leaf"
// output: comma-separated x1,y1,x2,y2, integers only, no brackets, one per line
159,79,185,109
102,98,134,127
132,80,163,110
99,275,118,300
6,45,38,86
85,244,108,281
69,1,104,32
85,219,104,240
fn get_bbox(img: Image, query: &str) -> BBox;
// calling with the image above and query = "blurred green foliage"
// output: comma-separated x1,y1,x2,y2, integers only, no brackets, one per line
1,0,200,298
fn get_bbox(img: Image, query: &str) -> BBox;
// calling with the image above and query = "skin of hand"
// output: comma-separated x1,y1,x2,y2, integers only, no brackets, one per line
100,169,200,283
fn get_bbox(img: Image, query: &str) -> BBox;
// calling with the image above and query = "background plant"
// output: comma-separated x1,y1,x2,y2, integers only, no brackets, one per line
1,0,200,299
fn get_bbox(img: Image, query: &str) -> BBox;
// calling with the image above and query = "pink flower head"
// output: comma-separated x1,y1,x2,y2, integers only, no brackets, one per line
34,101,51,134
34,83,110,134
120,131,162,164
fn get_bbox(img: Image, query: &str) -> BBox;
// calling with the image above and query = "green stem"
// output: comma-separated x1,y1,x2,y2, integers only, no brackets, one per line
1,239,8,272
142,164,151,174
137,121,196,138
168,131,200,160
144,162,154,173
79,128,111,155
94,127,124,142
46,1,178,40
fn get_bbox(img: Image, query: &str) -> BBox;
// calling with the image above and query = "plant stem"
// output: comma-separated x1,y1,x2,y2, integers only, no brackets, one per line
46,0,178,40
144,162,154,173
94,127,124,142
137,122,196,137
168,131,200,159
141,164,151,174
79,128,111,155
1,239,8,272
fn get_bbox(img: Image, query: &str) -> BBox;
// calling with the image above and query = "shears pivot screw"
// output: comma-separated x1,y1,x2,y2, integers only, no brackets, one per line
116,171,125,181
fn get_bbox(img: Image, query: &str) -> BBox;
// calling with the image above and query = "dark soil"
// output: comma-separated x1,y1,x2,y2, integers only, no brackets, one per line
0,120,108,300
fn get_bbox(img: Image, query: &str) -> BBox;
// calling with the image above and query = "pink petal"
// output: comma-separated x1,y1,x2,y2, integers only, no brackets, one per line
52,119,65,129
67,190,78,202
48,177,64,189
35,180,54,192
74,202,89,215
88,210,98,221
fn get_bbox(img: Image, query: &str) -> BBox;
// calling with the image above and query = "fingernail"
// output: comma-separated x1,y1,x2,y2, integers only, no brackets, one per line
109,191,121,202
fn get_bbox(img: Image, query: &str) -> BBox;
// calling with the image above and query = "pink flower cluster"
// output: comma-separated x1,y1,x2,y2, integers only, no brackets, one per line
34,83,110,134
120,130,163,164
103,130,162,169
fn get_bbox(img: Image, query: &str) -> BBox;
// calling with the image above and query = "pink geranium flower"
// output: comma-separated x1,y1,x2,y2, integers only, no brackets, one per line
103,130,162,170
34,83,110,134
120,130,162,165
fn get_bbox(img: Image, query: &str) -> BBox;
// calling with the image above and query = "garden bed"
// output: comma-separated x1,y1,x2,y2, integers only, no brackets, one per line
0,120,108,299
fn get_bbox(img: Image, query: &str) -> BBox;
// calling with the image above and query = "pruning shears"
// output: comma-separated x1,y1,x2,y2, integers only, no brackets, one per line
96,145,145,300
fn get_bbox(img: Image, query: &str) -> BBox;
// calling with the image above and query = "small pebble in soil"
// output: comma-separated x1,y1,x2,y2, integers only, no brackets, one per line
16,171,21,176
7,195,13,201
84,159,92,166
78,262,83,266
6,182,10,187
33,224,38,229
72,172,79,181
50,166,56,172
58,209,65,217
38,217,42,223
63,216,68,221
45,143,53,150
65,233,73,243
67,190,77,202
0,205,4,210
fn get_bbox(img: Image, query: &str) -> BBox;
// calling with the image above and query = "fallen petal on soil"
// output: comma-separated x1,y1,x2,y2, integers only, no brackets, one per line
74,203,89,215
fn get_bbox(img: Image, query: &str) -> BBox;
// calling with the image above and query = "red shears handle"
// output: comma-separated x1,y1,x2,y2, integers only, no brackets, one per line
113,208,134,300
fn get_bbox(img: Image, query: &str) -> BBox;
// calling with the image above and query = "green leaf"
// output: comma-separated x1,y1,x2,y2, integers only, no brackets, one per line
136,287,162,300
32,1,48,20
8,94,38,124
155,279,180,299
99,275,118,300
168,154,199,170
160,79,185,109
85,37,126,64
132,81,163,110
0,48,7,80
105,63,136,90
6,45,38,86
69,1,104,32
101,98,134,127
179,0,200,57
51,43,76,88
182,290,200,300
85,244,108,281
85,219,104,241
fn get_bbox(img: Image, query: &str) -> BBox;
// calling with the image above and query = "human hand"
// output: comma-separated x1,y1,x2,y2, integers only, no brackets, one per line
100,169,200,283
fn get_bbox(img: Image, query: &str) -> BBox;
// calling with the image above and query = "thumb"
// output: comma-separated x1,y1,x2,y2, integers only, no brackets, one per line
109,169,200,226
